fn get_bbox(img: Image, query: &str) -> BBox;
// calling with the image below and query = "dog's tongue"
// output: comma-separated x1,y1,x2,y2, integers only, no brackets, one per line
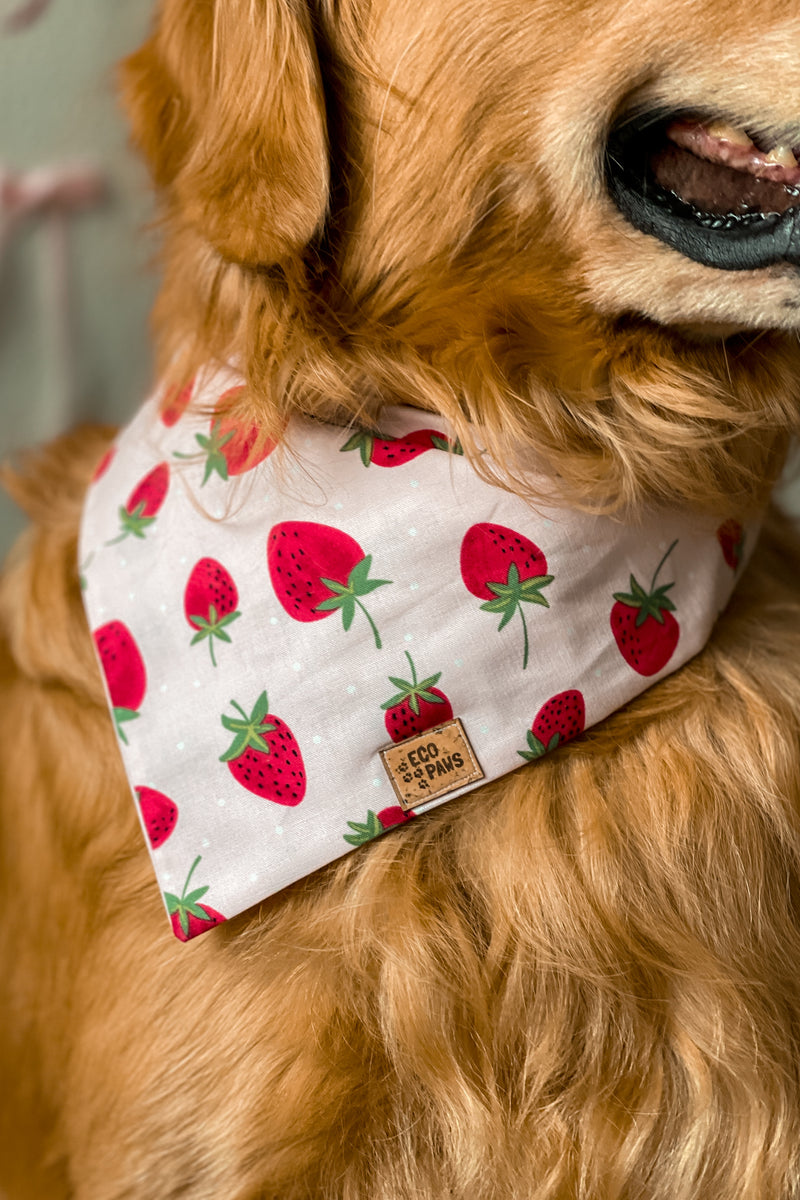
666,119,800,186
650,120,800,217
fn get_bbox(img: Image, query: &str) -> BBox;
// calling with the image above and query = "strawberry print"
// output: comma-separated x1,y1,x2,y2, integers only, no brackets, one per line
344,806,416,846
107,462,170,544
717,519,745,570
135,786,178,848
518,690,586,761
460,523,554,670
220,690,306,805
184,558,241,667
166,856,226,941
381,651,454,742
190,387,276,483
611,540,680,676
93,620,147,743
160,377,195,427
268,521,390,649
91,445,115,482
340,428,462,466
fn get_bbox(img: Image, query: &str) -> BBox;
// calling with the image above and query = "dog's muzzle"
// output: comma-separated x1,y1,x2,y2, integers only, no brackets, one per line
606,111,800,270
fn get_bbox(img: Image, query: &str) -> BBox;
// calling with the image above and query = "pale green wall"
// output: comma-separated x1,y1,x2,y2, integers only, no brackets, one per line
0,0,157,554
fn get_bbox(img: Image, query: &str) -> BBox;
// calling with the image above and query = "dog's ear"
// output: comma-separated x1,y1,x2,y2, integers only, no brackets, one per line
121,0,329,266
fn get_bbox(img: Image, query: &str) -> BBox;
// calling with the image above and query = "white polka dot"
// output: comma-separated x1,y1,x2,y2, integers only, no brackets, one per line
193,680,201,688
270,617,279,626
179,556,187,565
410,480,420,488
163,872,172,883
409,582,419,591
334,502,343,511
408,528,417,537
160,604,167,613
372,777,382,788
128,592,136,601
594,668,603,677
347,684,357,695
312,735,322,745
480,724,489,734
454,658,464,667
201,838,210,848
213,506,224,519
404,633,413,643
160,683,168,694
217,798,226,807
292,662,302,672
97,606,106,615
275,825,283,835
249,872,258,883
176,741,185,750
119,559,127,568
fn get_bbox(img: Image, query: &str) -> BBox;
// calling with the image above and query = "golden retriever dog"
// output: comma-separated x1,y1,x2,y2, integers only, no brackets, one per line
3,0,800,1196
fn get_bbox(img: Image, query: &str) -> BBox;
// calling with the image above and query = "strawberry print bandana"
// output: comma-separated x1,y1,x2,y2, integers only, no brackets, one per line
79,366,754,941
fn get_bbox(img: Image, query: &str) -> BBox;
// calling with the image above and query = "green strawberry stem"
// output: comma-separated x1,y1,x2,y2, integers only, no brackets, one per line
189,604,241,668
105,502,156,546
519,603,530,671
165,855,213,937
381,652,444,715
479,562,552,670
182,855,202,898
315,555,390,650
355,598,382,649
650,539,678,592
220,693,277,761
113,707,139,745
344,810,384,846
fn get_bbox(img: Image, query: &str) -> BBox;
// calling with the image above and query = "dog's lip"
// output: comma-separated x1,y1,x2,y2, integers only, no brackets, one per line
605,110,800,271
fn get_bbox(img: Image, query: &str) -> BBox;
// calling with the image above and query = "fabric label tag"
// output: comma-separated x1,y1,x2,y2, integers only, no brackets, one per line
379,719,484,811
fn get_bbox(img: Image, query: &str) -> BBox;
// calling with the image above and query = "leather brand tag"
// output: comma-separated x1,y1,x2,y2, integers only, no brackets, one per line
379,718,484,812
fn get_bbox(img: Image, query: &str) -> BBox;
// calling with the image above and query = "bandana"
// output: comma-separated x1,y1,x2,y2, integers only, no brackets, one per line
79,365,752,941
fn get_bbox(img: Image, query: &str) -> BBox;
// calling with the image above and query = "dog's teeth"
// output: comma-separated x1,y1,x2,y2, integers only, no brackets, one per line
764,144,798,168
705,120,753,148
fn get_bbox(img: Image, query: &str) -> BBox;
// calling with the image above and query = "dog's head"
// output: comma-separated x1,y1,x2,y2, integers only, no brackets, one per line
122,0,800,515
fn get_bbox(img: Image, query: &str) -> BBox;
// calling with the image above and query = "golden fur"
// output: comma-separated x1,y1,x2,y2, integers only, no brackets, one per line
2,0,800,1196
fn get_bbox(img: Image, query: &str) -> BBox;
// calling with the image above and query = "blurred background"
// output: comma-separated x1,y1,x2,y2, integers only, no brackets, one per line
0,0,156,555
0,0,797,562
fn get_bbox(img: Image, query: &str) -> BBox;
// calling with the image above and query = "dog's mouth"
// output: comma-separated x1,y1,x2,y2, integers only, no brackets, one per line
606,111,800,270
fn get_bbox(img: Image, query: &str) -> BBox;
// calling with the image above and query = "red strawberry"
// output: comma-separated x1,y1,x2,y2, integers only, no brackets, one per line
136,786,178,848
93,620,147,743
460,523,554,670
344,806,416,846
220,691,306,805
184,558,241,667
166,856,226,941
268,521,390,649
108,461,170,543
518,690,586,761
717,519,745,570
91,445,115,482
611,540,680,676
340,428,462,466
381,651,454,742
160,377,195,427
193,387,276,483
